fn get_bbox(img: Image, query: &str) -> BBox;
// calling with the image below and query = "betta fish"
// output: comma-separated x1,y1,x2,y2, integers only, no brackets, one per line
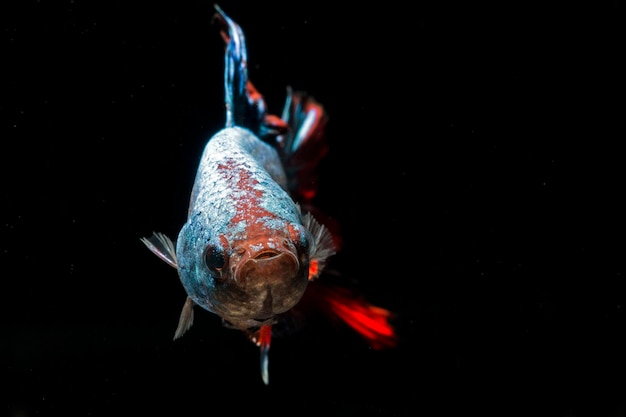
141,4,397,384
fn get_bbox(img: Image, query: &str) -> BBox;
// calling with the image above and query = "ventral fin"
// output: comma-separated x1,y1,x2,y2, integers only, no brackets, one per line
173,297,195,340
260,325,271,385
249,325,272,385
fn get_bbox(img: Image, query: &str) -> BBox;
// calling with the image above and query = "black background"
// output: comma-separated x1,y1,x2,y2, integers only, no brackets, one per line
2,1,625,416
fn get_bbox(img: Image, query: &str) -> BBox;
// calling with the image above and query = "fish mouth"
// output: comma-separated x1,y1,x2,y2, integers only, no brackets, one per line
235,250,299,287
254,250,281,260
232,249,307,316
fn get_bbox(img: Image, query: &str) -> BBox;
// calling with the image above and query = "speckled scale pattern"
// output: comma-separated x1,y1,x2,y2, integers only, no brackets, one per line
175,126,307,319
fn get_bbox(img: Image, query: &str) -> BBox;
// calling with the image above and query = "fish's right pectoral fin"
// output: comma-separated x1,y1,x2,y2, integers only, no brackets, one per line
140,232,178,269
302,212,337,281
173,297,195,340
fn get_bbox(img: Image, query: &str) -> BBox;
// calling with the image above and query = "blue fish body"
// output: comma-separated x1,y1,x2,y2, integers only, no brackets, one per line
176,125,321,331
141,5,336,384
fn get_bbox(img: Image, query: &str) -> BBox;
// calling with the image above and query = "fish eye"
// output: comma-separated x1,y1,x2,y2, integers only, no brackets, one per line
204,245,226,274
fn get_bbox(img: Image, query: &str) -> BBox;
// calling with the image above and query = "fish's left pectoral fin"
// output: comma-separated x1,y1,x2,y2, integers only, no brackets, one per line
173,297,195,340
140,232,178,269
303,212,337,281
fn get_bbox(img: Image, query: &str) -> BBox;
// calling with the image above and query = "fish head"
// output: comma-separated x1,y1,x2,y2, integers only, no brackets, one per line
178,219,313,332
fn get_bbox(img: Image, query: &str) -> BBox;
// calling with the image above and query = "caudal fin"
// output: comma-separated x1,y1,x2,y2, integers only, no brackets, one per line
305,282,398,350
213,4,267,134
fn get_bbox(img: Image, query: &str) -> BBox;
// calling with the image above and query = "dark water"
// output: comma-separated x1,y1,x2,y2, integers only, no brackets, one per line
2,1,625,416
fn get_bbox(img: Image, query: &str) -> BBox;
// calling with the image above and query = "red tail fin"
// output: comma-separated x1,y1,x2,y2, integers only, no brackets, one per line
307,283,398,350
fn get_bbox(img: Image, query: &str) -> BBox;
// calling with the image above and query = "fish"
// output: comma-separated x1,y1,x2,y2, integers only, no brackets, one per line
141,4,397,385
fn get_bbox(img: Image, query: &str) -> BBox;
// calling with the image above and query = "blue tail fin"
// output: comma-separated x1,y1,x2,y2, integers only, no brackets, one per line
213,5,329,203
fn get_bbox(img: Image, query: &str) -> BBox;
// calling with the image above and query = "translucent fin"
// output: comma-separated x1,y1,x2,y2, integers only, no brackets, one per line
140,232,178,269
302,212,336,280
277,88,329,204
279,87,328,163
173,296,195,340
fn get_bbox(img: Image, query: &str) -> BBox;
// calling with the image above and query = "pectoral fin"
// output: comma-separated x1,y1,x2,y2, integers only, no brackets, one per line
140,232,178,269
302,212,336,280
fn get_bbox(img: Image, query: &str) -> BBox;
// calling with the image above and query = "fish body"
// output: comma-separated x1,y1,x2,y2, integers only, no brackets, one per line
176,125,326,331
141,5,396,384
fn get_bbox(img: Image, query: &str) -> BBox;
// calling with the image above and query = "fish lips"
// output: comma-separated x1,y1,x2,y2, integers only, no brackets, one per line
233,248,308,316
